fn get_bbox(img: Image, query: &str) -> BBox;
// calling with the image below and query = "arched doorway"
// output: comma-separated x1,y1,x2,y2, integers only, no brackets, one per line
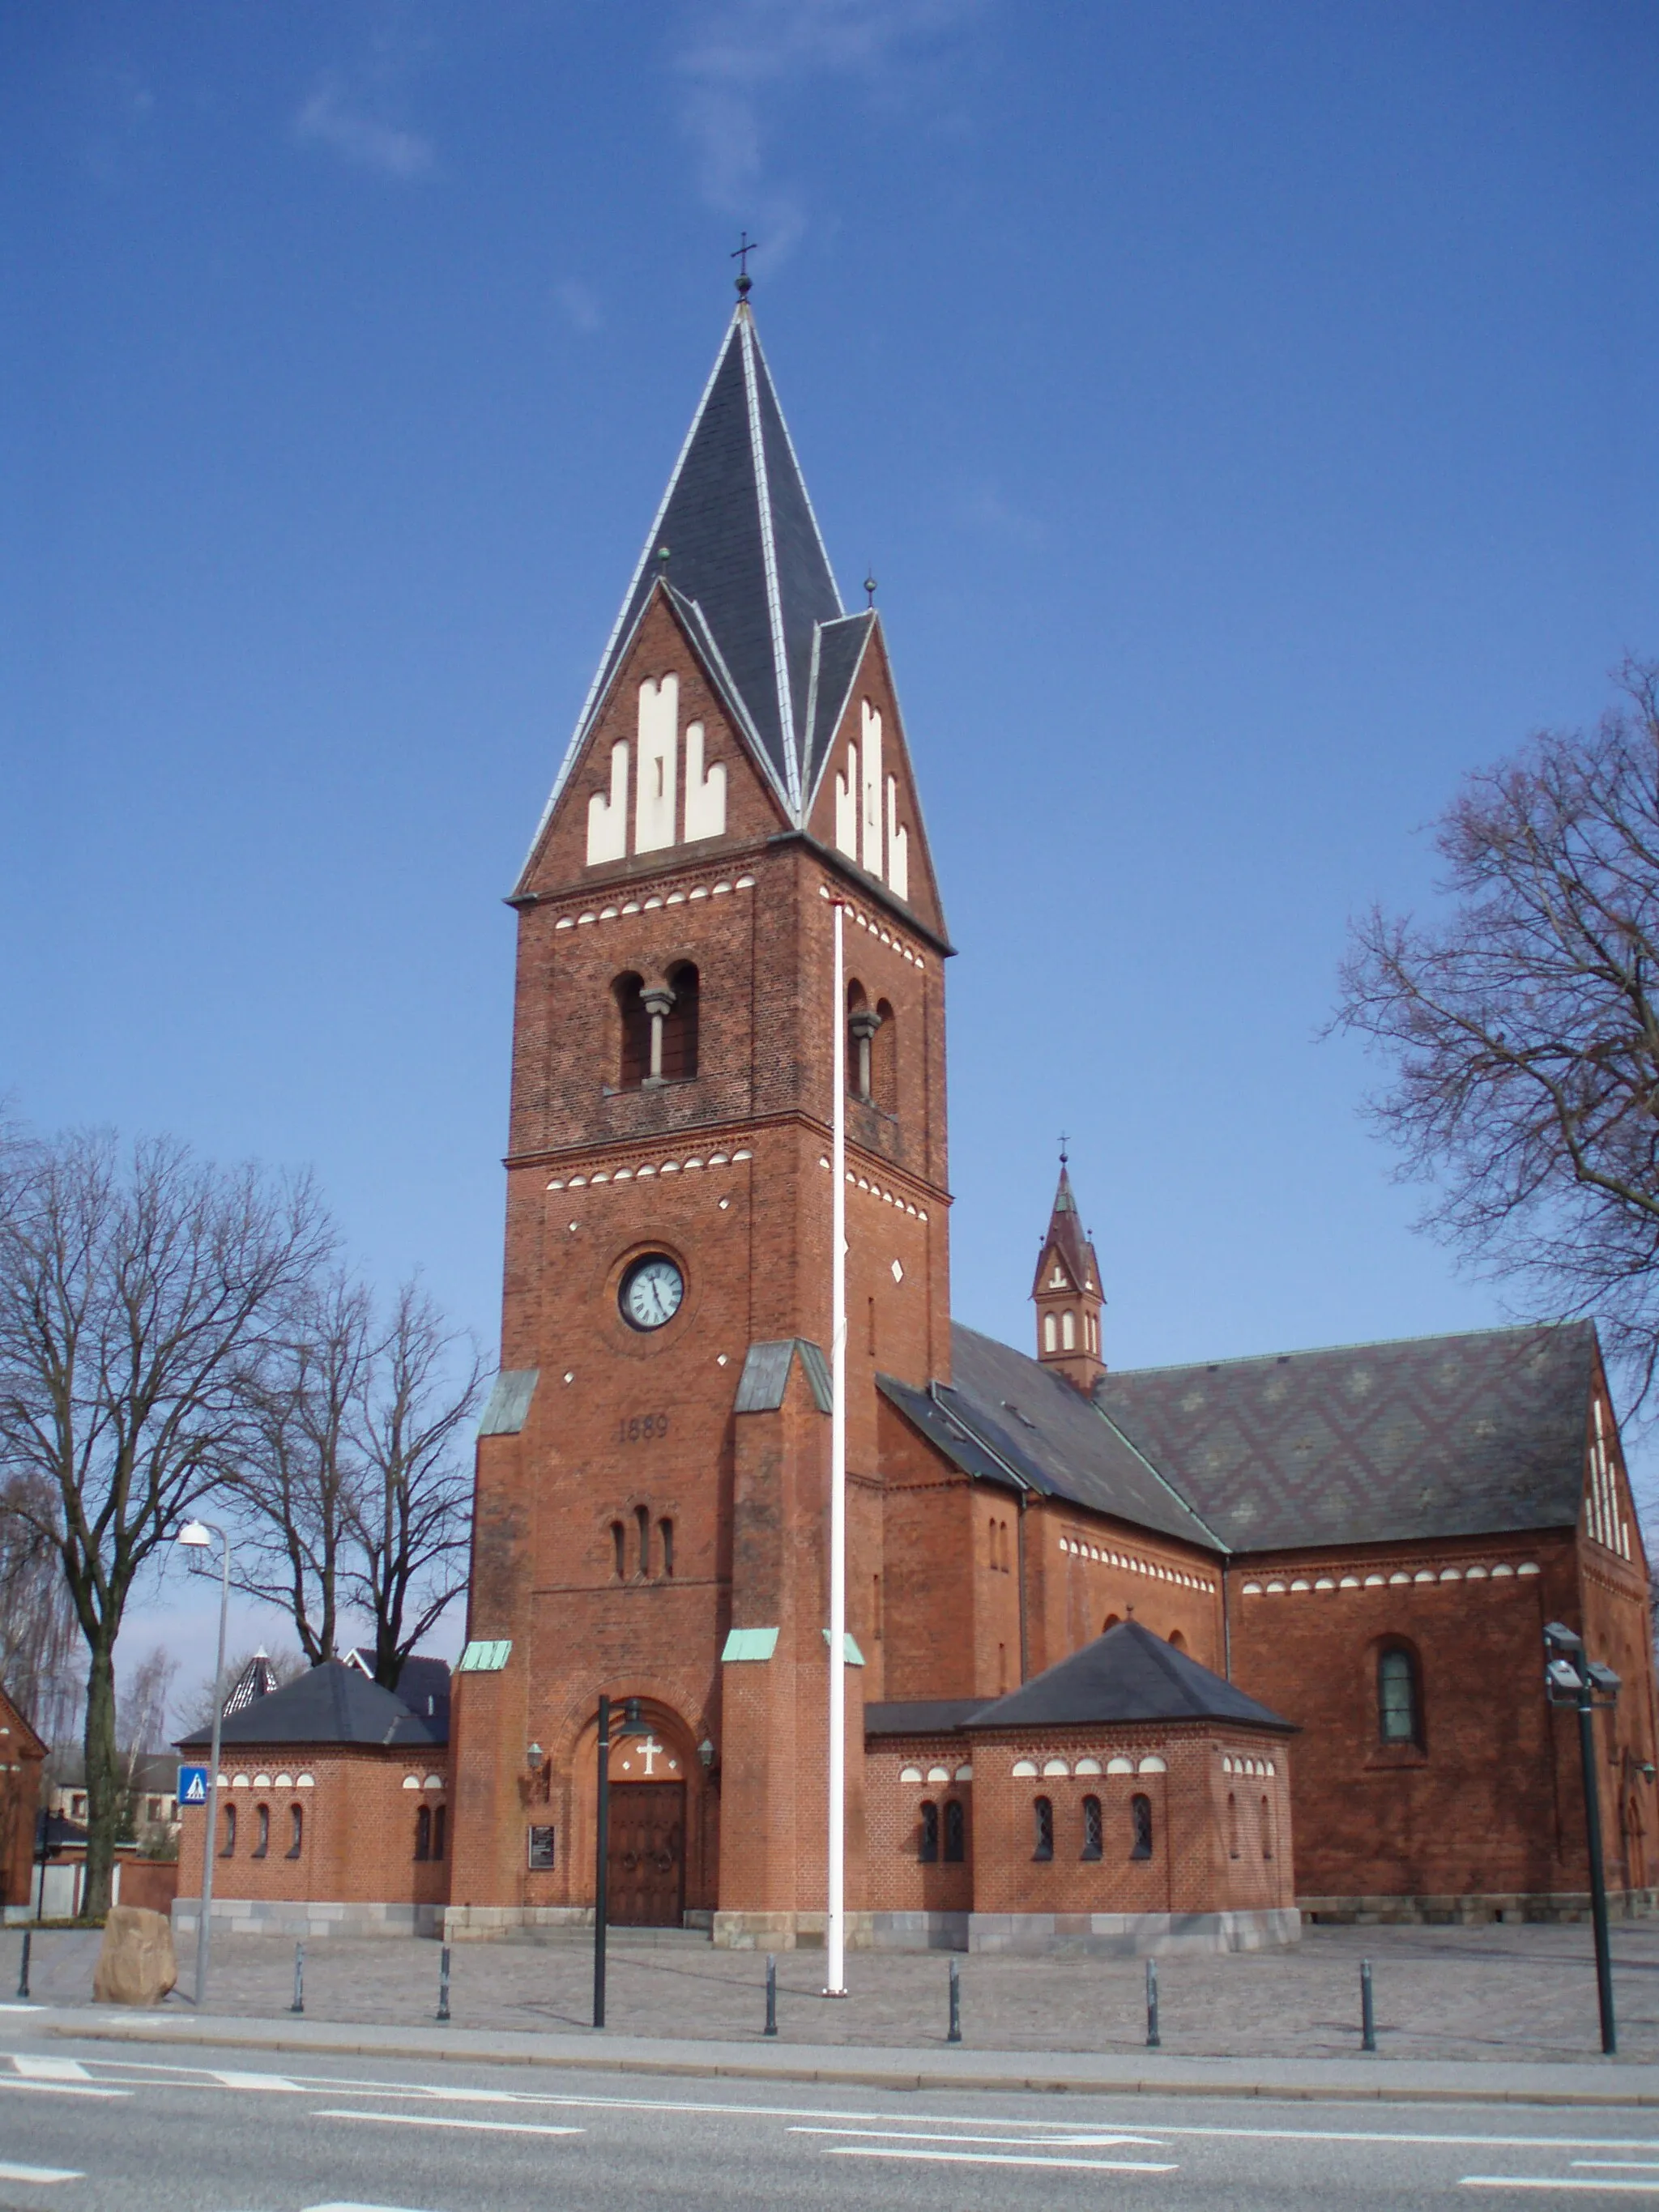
606,1710,689,1927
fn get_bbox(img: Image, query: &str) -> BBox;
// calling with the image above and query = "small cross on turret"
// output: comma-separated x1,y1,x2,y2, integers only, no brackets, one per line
1031,1144,1107,1392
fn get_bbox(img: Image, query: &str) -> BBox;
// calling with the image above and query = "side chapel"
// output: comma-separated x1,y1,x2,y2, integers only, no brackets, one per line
435,292,1659,1953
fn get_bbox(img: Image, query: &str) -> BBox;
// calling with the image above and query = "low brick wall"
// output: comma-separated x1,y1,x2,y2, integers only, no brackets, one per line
173,1897,441,1938
970,1907,1302,1956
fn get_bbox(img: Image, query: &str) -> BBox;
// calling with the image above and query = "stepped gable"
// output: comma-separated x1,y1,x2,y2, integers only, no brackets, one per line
177,1660,445,1750
885,1324,1223,1551
970,1618,1294,1734
1096,1320,1597,1554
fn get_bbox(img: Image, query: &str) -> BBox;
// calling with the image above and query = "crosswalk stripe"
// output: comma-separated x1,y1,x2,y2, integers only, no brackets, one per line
0,2162,83,2184
310,2109,582,2137
826,2146,1177,2172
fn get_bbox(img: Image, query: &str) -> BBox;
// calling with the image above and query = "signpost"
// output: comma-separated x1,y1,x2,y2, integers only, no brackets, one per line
177,1767,210,1810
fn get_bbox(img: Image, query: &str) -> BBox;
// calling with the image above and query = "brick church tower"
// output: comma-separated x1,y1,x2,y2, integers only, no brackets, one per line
448,296,952,1941
1032,1155,1105,1392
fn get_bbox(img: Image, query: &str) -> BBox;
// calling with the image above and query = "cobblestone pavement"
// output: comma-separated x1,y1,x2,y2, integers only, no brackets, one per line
10,1919,1659,2065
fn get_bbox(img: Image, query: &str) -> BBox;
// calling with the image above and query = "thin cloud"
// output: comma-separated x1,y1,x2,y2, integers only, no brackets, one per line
673,0,981,262
294,74,433,181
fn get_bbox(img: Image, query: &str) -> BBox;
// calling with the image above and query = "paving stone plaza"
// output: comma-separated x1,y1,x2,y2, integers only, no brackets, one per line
10,1920,1659,2068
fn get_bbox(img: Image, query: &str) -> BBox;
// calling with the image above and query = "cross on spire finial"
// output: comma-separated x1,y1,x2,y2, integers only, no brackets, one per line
1059,1132,1069,1166
731,232,760,298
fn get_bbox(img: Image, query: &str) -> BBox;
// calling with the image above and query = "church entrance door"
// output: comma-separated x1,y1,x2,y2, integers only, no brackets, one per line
608,1783,686,1926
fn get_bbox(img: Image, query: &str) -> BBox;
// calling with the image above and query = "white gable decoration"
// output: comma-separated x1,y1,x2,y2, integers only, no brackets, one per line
585,671,728,867
832,699,910,901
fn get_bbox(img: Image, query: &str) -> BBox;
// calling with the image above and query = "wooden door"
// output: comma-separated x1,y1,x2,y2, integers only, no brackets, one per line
608,1782,686,1926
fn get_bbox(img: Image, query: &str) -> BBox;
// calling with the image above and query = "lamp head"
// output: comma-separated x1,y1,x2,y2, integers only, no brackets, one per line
526,1742,544,1767
1543,1621,1584,1655
175,1520,213,1549
1546,1657,1584,1697
1585,1660,1623,1698
622,1697,643,1733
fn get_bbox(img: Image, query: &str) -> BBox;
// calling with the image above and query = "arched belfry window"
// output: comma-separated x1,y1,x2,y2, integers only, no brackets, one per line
615,974,650,1089
847,981,881,1100
1043,1313,1057,1353
659,962,699,1080
1378,1646,1422,1746
1061,1310,1077,1351
871,999,897,1114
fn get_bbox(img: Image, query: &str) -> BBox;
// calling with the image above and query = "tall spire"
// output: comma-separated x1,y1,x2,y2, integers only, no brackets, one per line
1032,1153,1107,1392
537,305,860,838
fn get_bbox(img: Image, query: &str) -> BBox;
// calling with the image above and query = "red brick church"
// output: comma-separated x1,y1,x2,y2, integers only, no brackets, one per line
179,293,1659,1954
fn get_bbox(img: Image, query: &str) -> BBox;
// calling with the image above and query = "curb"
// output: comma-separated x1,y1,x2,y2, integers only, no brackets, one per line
41,2014,1659,2108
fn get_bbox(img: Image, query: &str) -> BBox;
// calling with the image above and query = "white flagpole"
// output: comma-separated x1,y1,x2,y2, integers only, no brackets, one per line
827,899,848,1995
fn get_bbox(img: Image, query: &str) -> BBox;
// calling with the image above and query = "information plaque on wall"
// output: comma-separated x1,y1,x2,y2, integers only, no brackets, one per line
527,1825,556,1869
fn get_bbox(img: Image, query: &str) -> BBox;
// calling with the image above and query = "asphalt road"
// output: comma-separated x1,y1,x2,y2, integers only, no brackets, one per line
2,2022,1659,2209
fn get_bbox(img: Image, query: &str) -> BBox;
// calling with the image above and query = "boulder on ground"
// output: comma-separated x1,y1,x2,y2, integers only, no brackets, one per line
92,1905,177,2006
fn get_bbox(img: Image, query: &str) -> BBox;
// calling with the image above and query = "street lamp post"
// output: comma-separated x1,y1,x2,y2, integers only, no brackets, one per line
592,1694,643,2030
176,1519,232,2012
1544,1620,1622,2056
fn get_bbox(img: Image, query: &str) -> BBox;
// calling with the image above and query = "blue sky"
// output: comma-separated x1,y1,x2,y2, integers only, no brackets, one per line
4,2,1656,1686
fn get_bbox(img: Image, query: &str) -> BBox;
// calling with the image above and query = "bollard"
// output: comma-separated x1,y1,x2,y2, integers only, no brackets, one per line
1360,1956,1376,2053
437,1944,451,2023
16,1929,30,2002
1145,1955,1161,2049
947,1954,962,2044
764,1952,778,2038
290,1941,305,2016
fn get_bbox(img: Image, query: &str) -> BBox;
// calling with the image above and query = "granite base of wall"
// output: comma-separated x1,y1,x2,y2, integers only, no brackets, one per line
968,1907,1302,1957
1299,1888,1659,1926
172,1898,441,1939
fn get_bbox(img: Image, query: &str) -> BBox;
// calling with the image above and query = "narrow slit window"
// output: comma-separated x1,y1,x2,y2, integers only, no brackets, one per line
614,973,650,1089
660,962,699,1080
919,1801,939,1863
611,1520,626,1579
433,1805,447,1862
635,1503,650,1577
252,1804,269,1860
1226,1791,1239,1860
944,1799,966,1863
1033,1796,1054,1861
658,1517,674,1578
1081,1795,1103,1860
415,1805,432,1862
220,1803,236,1857
286,1805,303,1859
1260,1796,1273,1859
1130,1793,1154,1860
1378,1647,1421,1745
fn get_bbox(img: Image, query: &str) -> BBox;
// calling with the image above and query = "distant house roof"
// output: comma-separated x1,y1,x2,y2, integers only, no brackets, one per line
0,1684,46,1760
176,1660,446,1751
969,1620,1294,1734
885,1328,1223,1551
1097,1321,1597,1553
48,1749,177,1792
864,1699,987,1739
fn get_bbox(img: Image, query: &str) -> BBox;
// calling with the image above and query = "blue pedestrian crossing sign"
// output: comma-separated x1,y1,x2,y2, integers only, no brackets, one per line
177,1766,210,1807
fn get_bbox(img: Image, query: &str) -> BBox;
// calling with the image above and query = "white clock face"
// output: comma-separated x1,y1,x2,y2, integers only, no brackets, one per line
620,1254,684,1332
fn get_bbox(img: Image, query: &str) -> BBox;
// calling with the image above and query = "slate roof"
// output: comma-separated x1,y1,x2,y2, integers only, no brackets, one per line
970,1620,1294,1734
885,1327,1224,1551
864,1699,987,1738
525,305,848,863
176,1660,446,1751
1097,1321,1597,1554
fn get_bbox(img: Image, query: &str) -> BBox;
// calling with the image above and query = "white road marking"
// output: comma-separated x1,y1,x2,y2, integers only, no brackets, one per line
302,2203,450,2211
311,2108,583,2138
1578,2165,1659,2172
1464,2182,1659,2195
0,2162,83,2184
0,2078,129,2098
13,2056,92,2079
792,2126,1167,2148
0,2003,40,2013
209,2069,305,2091
827,2146,1177,2172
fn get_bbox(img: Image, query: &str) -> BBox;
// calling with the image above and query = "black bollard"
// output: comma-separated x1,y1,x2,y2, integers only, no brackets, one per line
16,1929,30,2002
1145,1956,1161,2049
764,1952,778,2037
1360,1956,1376,2053
290,1941,305,2016
437,1944,451,2023
947,1954,962,2044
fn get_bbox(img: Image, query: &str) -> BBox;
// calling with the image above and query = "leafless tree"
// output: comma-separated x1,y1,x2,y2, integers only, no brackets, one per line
114,1643,178,1844
0,1129,334,1915
229,1269,374,1665
344,1281,484,1690
1335,660,1659,1409
183,1644,305,1735
0,1473,83,1745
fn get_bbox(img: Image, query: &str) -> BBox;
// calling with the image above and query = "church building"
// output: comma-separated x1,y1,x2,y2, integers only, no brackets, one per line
436,291,1659,1954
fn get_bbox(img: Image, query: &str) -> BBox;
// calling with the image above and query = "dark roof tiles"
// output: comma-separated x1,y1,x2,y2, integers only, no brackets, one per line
971,1620,1294,1733
177,1659,447,1751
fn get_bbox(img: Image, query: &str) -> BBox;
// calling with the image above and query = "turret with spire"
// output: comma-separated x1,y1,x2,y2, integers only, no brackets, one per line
1032,1149,1106,1392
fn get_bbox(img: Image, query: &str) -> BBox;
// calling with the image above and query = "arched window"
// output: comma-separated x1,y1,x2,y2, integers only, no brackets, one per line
1061,1310,1077,1350
415,1805,432,1861
287,1805,303,1859
611,1521,626,1579
1226,1791,1240,1860
1260,1796,1273,1859
944,1800,966,1864
220,1803,236,1857
1043,1313,1057,1353
987,1514,997,1570
1102,1613,1121,1633
1168,1630,1187,1653
1378,1647,1421,1745
433,1805,447,1862
658,1517,675,1578
871,999,897,1113
997,1642,1008,1694
253,1805,270,1860
1033,1796,1054,1861
1131,1793,1154,1860
847,982,879,1099
659,962,699,1080
635,1504,650,1577
1081,1795,1103,1861
615,973,650,1089
919,1801,939,1864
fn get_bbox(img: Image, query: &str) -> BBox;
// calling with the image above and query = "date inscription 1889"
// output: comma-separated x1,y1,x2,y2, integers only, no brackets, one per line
618,1412,670,1444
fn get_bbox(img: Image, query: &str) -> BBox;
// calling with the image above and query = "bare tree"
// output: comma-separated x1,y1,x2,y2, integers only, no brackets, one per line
345,1281,484,1689
114,1643,178,1843
183,1644,305,1734
0,1473,83,1745
0,1130,333,1915
1335,660,1659,1406
230,1269,374,1665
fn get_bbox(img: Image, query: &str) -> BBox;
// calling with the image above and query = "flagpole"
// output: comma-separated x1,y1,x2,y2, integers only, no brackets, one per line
826,898,848,1995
